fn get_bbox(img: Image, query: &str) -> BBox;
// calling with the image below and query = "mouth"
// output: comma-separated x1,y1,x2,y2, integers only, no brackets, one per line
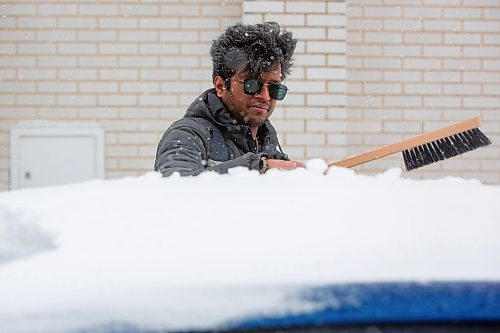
249,104,269,114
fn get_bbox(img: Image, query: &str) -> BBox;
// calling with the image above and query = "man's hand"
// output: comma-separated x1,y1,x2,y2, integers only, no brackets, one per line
266,159,305,171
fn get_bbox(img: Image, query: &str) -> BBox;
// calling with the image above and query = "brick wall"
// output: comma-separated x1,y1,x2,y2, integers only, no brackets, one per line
0,0,499,190
0,0,241,190
347,0,500,182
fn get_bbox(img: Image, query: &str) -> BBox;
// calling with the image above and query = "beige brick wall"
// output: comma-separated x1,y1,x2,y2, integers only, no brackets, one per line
0,0,241,190
347,0,500,183
0,0,499,190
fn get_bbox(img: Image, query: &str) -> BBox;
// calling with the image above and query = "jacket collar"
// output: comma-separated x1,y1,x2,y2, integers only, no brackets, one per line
186,88,271,140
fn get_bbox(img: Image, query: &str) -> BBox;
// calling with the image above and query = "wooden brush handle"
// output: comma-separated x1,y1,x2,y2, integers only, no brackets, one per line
329,117,481,168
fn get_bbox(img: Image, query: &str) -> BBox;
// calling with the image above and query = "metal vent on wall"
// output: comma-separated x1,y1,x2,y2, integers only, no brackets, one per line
10,121,105,190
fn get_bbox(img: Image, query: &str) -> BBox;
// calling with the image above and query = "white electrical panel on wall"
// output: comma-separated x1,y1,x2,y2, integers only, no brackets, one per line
10,121,105,190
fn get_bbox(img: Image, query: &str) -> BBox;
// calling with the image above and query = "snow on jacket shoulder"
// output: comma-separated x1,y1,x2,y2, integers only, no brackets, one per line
154,89,287,177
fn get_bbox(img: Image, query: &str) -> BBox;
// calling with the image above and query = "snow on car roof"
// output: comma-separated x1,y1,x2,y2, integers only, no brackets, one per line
1,165,499,332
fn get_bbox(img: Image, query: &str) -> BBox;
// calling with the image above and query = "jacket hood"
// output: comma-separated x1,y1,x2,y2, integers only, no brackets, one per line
184,88,225,125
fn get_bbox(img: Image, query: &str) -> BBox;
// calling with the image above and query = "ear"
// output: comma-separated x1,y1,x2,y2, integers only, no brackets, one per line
213,76,226,97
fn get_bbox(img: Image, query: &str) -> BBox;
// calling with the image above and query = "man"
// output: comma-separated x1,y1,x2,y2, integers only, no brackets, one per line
154,22,304,176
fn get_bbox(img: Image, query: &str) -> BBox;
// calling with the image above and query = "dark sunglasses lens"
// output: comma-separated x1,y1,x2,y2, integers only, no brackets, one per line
244,79,287,101
269,84,287,101
243,79,262,95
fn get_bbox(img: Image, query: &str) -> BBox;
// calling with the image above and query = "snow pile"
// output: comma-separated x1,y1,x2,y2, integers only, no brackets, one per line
0,165,499,332
304,158,328,174
0,207,56,265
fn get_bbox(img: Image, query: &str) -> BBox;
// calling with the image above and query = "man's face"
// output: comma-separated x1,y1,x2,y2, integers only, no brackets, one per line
218,65,282,128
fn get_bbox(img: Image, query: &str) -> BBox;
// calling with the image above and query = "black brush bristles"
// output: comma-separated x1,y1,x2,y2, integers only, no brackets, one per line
402,128,492,171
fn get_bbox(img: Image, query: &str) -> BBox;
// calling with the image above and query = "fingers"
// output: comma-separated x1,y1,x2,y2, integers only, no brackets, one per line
293,161,306,168
266,159,305,170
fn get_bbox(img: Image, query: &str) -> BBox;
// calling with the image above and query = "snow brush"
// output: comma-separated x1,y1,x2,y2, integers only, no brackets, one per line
329,117,491,171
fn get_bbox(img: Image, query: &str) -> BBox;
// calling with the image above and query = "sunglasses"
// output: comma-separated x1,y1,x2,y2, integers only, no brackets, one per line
237,78,288,101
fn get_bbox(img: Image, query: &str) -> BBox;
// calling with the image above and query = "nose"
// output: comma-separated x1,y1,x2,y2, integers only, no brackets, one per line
255,84,271,101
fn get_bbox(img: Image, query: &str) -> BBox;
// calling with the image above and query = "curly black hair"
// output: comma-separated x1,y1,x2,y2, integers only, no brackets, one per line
210,22,297,85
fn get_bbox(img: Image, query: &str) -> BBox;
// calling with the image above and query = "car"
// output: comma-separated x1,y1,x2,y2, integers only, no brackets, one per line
1,169,499,333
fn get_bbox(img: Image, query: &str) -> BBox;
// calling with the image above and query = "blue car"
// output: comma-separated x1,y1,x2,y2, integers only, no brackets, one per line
224,282,500,333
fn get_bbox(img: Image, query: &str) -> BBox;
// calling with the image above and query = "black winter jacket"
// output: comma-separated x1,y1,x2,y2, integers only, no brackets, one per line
154,88,288,177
